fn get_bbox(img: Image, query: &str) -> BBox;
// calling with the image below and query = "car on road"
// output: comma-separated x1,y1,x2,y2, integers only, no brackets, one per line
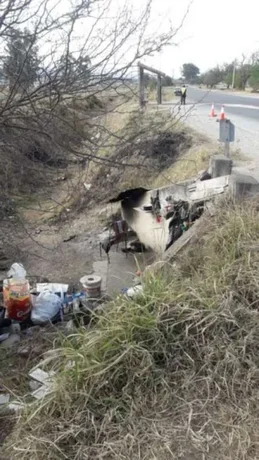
174,87,182,97
216,82,228,90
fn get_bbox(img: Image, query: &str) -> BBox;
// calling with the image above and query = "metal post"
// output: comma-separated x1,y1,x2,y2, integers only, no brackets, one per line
219,119,235,158
157,75,162,105
224,142,230,158
139,66,145,109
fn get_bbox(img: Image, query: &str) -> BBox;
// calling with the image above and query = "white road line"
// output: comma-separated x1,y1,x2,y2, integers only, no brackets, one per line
224,104,259,110
194,102,259,110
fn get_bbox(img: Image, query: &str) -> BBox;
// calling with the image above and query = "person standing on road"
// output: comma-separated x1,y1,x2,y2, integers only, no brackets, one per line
181,85,187,105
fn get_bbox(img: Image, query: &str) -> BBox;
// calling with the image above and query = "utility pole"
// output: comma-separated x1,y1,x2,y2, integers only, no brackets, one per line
138,65,145,109
157,75,162,105
231,65,236,89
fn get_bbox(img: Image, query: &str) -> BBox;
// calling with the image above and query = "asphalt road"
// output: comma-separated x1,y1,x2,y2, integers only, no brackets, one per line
187,86,259,121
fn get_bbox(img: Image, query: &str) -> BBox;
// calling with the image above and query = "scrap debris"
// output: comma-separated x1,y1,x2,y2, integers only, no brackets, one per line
109,171,231,254
0,262,109,410
29,368,56,400
0,394,10,405
100,219,129,260
0,263,105,348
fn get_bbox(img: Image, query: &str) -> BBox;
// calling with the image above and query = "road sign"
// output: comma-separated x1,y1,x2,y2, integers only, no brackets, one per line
219,119,235,143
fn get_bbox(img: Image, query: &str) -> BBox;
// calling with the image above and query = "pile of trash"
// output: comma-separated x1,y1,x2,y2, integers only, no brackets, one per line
150,192,204,251
0,262,145,412
0,263,105,347
110,170,231,254
0,366,56,410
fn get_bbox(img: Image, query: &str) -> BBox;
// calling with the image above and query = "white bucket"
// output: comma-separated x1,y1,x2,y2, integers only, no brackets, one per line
80,275,102,299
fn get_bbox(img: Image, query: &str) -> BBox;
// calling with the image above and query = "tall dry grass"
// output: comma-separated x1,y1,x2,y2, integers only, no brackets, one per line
5,198,259,459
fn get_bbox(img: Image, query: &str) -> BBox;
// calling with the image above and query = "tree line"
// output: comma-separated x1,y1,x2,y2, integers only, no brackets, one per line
0,0,192,215
181,53,259,91
0,0,184,146
0,27,91,91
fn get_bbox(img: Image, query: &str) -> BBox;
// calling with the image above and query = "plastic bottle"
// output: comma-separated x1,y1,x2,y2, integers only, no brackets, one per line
3,264,31,321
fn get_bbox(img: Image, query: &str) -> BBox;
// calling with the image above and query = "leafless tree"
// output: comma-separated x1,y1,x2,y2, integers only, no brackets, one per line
0,0,191,262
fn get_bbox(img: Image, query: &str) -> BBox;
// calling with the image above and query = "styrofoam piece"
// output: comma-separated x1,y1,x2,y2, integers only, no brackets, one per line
8,400,25,412
0,394,10,404
29,368,55,384
29,380,42,391
84,183,92,190
31,384,52,400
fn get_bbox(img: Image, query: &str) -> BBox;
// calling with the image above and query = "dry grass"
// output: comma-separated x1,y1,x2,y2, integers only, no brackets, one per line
148,86,175,103
153,143,211,187
153,141,249,189
15,89,214,222
91,108,194,202
5,198,259,459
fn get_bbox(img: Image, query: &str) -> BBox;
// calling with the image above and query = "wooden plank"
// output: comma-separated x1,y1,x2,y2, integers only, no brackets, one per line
138,62,166,77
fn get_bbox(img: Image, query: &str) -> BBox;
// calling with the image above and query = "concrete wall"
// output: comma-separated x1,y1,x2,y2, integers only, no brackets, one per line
121,183,190,254
121,177,230,253
120,159,259,254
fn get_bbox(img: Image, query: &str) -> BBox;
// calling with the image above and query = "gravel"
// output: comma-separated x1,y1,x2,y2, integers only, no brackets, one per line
181,102,259,160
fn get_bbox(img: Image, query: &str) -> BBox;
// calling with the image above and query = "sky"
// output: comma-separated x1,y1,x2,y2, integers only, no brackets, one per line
1,0,258,80
143,0,259,77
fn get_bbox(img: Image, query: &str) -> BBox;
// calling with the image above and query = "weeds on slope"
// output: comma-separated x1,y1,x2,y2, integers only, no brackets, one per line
6,199,259,459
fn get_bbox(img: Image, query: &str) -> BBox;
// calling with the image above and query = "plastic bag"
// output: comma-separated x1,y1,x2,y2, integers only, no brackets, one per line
7,263,27,280
31,290,62,324
36,283,69,302
126,285,144,299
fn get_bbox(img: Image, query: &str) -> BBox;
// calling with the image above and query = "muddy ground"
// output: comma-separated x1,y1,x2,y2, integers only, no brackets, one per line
7,202,154,296
0,200,155,454
2,128,187,292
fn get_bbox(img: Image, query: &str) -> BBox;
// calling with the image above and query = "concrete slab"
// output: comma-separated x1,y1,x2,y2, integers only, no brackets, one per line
188,176,229,201
229,174,259,197
210,155,232,178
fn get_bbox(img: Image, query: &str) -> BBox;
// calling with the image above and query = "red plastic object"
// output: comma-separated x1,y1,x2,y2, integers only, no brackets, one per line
3,280,31,321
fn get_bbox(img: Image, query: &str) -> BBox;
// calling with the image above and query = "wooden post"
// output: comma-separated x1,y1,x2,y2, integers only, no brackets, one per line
139,65,145,109
138,62,167,109
157,75,162,105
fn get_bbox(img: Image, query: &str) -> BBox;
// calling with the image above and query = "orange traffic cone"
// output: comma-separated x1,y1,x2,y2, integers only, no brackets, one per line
218,105,226,121
209,103,217,117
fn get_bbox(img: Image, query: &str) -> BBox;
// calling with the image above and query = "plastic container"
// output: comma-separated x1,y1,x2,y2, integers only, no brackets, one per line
80,275,102,299
3,279,31,321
